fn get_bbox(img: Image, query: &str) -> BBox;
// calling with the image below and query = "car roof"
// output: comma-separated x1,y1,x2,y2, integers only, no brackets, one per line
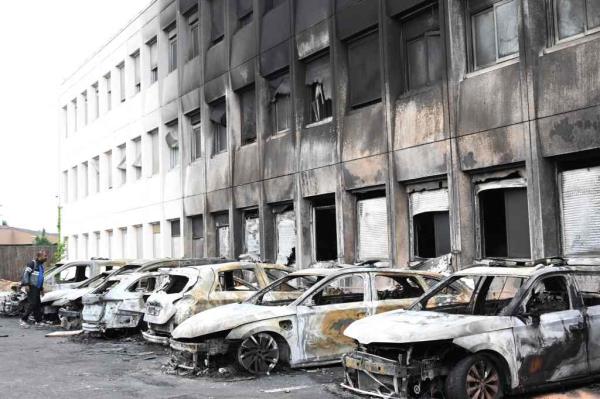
455,266,538,278
288,266,442,277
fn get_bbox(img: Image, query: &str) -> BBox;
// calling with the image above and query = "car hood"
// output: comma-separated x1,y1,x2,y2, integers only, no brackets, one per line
172,303,295,339
344,310,517,344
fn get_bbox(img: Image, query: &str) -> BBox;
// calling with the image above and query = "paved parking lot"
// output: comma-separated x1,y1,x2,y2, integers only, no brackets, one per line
1,317,600,399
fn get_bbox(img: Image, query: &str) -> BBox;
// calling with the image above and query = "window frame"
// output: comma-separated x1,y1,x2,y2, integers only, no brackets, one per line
188,9,200,60
549,0,600,45
148,37,159,84
239,85,257,146
167,26,178,73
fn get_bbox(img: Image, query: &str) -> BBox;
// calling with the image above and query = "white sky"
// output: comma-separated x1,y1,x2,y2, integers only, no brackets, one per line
0,0,150,233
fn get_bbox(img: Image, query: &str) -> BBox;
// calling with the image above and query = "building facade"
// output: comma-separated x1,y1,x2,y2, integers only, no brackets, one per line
58,0,600,268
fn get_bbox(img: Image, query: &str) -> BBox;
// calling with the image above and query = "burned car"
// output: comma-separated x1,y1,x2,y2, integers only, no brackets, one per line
342,259,600,399
169,266,444,374
143,262,291,344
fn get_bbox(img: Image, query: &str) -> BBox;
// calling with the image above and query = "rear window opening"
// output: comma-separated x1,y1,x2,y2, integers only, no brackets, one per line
128,277,157,294
218,269,258,291
158,275,190,294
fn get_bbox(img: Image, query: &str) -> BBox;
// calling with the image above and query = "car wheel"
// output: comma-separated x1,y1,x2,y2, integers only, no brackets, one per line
237,332,280,375
445,354,504,399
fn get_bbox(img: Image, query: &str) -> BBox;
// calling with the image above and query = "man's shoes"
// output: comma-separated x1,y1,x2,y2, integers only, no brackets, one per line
19,320,30,329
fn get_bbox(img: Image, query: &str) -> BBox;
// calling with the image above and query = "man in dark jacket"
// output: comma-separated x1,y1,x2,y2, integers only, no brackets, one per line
19,250,48,328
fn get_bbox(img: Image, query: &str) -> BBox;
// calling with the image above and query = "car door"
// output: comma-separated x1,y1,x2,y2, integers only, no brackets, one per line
512,274,588,387
572,272,600,373
369,273,427,315
207,266,260,307
296,272,370,363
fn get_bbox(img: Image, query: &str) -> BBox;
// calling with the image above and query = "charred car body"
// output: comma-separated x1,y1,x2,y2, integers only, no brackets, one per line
143,262,291,345
342,259,600,399
169,266,443,374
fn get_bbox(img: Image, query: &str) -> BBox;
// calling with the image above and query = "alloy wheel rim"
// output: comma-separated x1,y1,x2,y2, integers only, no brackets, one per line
466,359,500,399
238,333,280,374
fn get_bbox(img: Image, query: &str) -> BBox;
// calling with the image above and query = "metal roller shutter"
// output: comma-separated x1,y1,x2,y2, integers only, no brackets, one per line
357,197,389,261
560,166,600,256
410,188,449,216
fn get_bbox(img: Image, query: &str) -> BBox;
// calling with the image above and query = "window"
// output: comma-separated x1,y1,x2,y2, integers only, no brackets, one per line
117,62,126,102
132,137,142,180
470,0,519,70
148,37,158,84
268,72,291,134
171,219,181,258
92,156,100,193
357,196,389,261
312,274,364,306
81,161,89,198
313,196,337,261
347,29,381,109
210,100,227,155
524,276,570,315
82,91,88,126
132,51,141,93
71,166,78,201
167,25,177,73
218,268,259,291
239,86,256,145
374,275,425,300
62,170,68,203
57,264,90,283
128,276,157,294
478,184,530,259
72,98,78,132
116,144,127,185
305,52,332,124
120,227,128,257
410,188,451,259
190,111,202,161
237,0,253,27
134,225,143,259
401,4,442,90
188,9,200,60
104,72,112,111
244,210,260,256
151,223,161,257
553,0,600,42
149,129,159,175
166,121,179,169
210,0,225,44
191,215,204,258
215,213,230,258
106,150,113,189
264,0,285,13
273,204,296,265
92,83,99,119
107,230,114,258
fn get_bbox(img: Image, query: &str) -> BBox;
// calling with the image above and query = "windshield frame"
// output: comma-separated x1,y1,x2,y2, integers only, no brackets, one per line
245,273,326,306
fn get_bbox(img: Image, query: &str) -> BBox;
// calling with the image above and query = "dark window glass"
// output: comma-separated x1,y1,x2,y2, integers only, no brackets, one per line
191,215,204,239
171,219,181,237
239,86,256,145
305,52,333,123
211,0,225,43
347,30,381,108
314,203,337,261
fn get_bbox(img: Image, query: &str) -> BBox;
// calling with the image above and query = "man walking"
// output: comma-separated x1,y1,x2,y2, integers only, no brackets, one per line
19,250,48,327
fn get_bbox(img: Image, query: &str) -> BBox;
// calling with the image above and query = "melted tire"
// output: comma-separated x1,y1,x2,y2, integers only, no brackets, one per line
445,354,504,399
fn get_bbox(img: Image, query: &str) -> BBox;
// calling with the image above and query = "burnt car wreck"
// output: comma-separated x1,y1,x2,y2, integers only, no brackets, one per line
342,259,600,399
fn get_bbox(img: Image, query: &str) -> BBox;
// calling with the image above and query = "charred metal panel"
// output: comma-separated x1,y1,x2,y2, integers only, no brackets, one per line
231,22,257,70
336,0,379,41
179,0,198,16
160,1,177,30
264,133,297,179
231,60,255,91
204,74,227,103
260,1,290,53
234,145,260,186
458,123,526,171
394,84,445,150
181,59,201,96
260,40,290,76
181,88,200,115
234,183,260,209
206,153,230,192
296,19,331,60
264,175,295,204
300,165,338,198
184,194,205,216
161,100,178,123
539,106,600,157
342,103,386,162
387,0,428,17
394,140,448,182
296,0,330,33
205,40,227,82
458,62,523,135
299,123,337,171
207,189,231,213
537,39,600,118
342,154,387,190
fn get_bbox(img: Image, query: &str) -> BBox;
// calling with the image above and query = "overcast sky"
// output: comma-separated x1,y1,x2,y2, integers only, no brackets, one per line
0,0,150,233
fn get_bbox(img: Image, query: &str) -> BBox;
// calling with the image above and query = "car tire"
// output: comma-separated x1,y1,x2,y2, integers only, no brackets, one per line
445,354,504,399
236,332,280,375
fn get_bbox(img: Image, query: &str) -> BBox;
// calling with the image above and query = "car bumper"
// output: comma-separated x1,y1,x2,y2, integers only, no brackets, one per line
142,330,170,345
169,338,230,370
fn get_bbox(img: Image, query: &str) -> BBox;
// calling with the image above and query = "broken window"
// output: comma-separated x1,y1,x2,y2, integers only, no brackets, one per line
218,269,259,291
165,120,179,169
401,4,442,90
304,51,332,124
573,274,600,306
273,204,296,265
244,210,261,257
409,187,450,259
313,196,337,261
116,143,126,185
268,71,291,134
478,180,530,259
553,0,600,42
210,100,227,155
346,29,381,109
476,276,525,315
357,195,389,261
524,276,570,315
210,0,225,44
188,9,199,60
560,166,600,256
237,0,253,27
171,219,181,258
189,111,202,161
239,86,257,145
214,213,230,258
470,0,519,70
56,265,90,283
191,215,204,258
374,275,425,300
129,276,157,294
312,274,364,306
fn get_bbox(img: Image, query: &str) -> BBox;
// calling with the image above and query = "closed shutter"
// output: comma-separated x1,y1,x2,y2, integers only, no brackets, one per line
357,197,389,261
276,210,296,264
561,166,600,256
410,188,449,216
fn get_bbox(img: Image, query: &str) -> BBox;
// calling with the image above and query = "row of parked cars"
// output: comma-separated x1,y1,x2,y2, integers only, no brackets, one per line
2,256,599,398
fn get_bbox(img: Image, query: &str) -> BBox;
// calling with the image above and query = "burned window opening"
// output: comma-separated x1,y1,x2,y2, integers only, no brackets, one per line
313,196,338,262
552,0,600,42
218,269,259,291
244,210,261,257
312,274,364,306
57,265,90,283
210,0,225,44
268,71,291,134
129,277,157,294
272,204,296,265
304,51,333,124
356,195,389,261
214,213,230,258
160,275,190,294
524,276,570,315
409,187,450,260
210,99,227,155
479,186,531,259
239,86,257,145
346,29,382,109
374,275,425,300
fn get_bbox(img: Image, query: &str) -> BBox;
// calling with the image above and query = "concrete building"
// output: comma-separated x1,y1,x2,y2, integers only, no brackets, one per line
58,0,600,268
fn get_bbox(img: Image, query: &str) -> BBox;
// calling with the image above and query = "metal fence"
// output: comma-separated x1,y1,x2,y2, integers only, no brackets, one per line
0,245,57,281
